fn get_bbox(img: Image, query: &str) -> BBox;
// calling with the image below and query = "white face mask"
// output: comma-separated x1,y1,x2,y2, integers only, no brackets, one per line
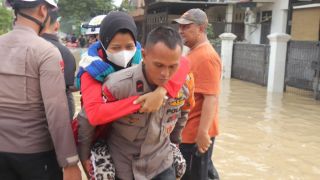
105,49,136,68
100,42,136,68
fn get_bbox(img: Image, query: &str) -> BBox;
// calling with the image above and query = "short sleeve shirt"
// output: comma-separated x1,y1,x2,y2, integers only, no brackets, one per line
182,42,221,143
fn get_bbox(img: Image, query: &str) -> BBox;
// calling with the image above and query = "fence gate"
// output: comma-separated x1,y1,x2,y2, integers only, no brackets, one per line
232,43,270,86
145,12,167,37
260,21,271,44
285,41,320,99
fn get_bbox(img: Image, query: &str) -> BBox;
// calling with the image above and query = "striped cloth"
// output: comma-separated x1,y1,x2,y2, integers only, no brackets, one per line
75,41,142,89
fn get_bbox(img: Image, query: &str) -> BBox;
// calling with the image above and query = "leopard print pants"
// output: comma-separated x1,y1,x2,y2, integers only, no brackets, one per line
88,140,186,179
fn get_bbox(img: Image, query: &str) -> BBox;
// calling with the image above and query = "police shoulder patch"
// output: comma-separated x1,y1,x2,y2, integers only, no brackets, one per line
136,80,144,92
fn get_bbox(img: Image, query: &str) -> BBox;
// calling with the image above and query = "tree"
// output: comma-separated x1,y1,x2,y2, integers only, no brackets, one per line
207,23,221,47
118,0,133,12
0,0,13,35
58,0,115,34
207,23,215,40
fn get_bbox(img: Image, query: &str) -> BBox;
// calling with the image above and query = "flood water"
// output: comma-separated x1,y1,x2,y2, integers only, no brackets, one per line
215,79,320,179
72,49,320,179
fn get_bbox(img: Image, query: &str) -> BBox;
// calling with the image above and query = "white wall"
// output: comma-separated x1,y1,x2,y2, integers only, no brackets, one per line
246,24,262,44
244,7,260,44
270,0,289,33
244,3,273,44
244,1,289,44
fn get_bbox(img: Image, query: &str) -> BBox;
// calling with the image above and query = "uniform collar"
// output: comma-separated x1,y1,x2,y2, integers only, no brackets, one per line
41,33,59,42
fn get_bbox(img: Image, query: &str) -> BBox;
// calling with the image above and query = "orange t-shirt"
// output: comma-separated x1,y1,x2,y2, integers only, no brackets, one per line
182,42,221,143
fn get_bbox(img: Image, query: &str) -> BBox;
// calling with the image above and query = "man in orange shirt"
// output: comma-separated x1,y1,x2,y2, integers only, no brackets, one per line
174,8,221,180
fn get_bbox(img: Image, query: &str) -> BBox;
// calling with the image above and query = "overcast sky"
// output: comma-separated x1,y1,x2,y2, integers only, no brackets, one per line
113,0,123,7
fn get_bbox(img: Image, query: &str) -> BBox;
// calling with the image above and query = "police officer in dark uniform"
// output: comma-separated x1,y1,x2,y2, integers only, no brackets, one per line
41,9,77,120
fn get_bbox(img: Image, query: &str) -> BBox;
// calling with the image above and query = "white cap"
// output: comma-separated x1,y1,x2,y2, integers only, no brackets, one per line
45,0,58,7
85,15,106,35
5,0,58,8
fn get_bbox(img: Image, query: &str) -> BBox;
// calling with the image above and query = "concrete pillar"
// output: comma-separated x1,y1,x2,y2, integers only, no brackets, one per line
225,4,234,33
219,33,237,79
270,0,289,33
267,33,291,93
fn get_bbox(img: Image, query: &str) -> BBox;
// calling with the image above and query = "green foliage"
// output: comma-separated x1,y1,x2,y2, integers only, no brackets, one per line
206,23,214,40
206,23,221,46
58,0,115,34
210,38,221,48
118,0,134,12
0,1,13,35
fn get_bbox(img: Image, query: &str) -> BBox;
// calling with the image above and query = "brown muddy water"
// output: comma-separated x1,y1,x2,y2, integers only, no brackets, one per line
215,79,320,180
71,49,320,180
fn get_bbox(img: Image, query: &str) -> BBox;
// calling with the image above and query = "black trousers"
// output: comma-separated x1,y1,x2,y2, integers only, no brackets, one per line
180,138,220,180
116,166,176,180
152,166,176,180
0,150,62,180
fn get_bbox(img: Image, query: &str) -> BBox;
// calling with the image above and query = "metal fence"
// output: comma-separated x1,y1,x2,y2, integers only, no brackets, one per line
213,44,221,55
232,43,270,86
285,41,320,98
212,22,244,41
145,12,168,36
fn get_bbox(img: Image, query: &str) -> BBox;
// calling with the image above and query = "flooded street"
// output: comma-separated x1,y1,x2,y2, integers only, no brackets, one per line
72,49,320,179
215,79,320,179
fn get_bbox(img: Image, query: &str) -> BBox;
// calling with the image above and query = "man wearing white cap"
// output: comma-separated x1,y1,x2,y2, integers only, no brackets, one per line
0,0,81,179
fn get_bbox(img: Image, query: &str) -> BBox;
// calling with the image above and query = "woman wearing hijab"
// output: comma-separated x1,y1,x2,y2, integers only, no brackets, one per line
75,11,190,179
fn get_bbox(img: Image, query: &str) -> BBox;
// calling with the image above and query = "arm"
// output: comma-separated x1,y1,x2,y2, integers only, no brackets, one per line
81,72,141,126
170,73,195,144
76,111,95,162
61,46,77,88
164,56,190,97
39,50,79,168
135,57,190,112
76,111,94,178
170,109,188,144
196,94,218,153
